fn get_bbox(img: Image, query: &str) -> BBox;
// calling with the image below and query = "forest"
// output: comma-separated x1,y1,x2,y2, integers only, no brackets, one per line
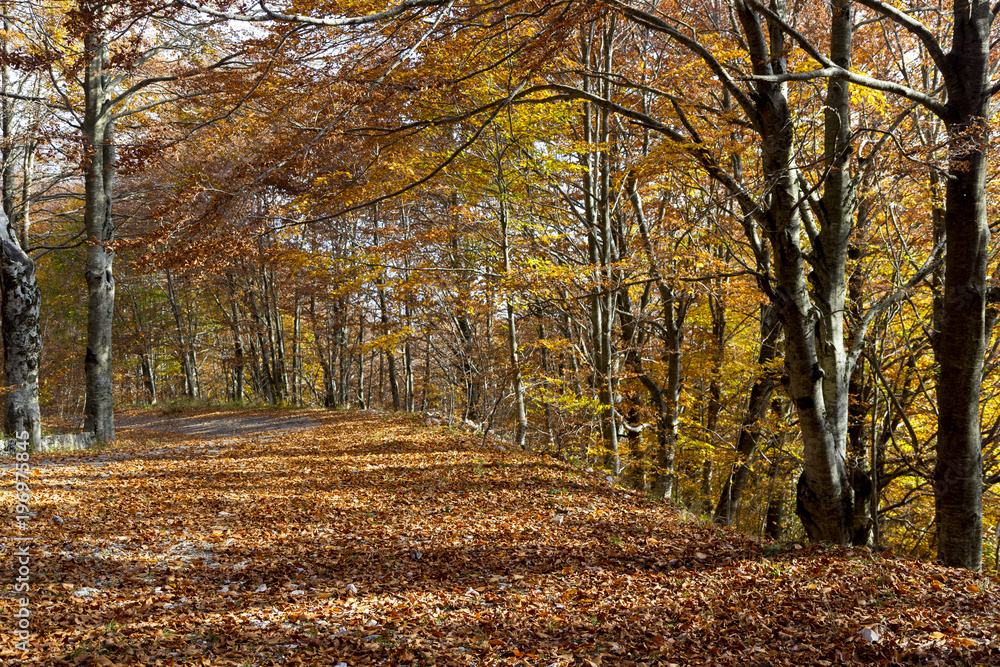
1,0,999,579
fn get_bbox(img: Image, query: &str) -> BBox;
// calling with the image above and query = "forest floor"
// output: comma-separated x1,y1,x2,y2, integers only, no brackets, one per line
1,408,999,666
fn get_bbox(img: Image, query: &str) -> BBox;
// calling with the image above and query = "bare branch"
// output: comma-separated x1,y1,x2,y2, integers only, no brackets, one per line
850,0,948,76
605,0,759,129
847,240,945,374
179,0,447,26
747,66,946,116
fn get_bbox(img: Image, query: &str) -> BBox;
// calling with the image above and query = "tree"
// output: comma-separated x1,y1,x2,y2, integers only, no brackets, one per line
0,205,41,446
746,0,998,569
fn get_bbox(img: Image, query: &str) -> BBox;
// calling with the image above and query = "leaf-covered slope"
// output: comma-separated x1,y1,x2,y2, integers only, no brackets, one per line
1,409,997,665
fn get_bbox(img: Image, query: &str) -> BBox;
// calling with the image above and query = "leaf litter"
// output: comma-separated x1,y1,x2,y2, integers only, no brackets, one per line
1,408,998,665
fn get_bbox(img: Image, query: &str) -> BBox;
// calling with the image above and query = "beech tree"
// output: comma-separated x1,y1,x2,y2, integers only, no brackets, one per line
0,205,41,446
501,0,946,545
741,0,999,570
857,0,997,573
18,0,243,442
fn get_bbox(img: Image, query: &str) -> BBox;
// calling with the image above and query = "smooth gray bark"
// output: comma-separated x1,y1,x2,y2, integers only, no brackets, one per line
580,21,621,474
790,0,856,544
82,28,116,443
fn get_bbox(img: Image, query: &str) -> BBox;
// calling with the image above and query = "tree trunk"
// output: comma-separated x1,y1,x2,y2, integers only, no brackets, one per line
846,175,877,545
934,11,991,568
377,285,401,411
309,296,336,408
261,266,285,403
231,302,244,403
404,305,414,412
498,183,527,448
292,299,302,405
140,353,156,405
580,22,621,474
165,270,196,399
624,175,687,499
1,48,15,223
19,139,33,247
791,0,856,545
844,0,993,571
538,323,558,451
269,267,288,402
356,309,366,409
699,291,726,513
0,209,41,448
82,29,116,443
764,457,785,540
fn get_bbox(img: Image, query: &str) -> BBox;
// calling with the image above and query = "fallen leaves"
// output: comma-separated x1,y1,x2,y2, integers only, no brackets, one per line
0,408,998,665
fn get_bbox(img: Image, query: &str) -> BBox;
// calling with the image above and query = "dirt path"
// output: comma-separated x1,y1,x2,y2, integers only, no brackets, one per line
0,409,325,471
117,410,324,440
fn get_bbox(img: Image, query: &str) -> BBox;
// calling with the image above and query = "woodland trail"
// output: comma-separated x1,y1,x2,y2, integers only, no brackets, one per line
0,408,998,666
116,411,325,440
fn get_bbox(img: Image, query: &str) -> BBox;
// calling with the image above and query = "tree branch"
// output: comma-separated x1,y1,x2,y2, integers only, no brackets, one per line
605,0,759,129
747,66,946,116
847,240,945,374
180,0,447,26
851,0,949,77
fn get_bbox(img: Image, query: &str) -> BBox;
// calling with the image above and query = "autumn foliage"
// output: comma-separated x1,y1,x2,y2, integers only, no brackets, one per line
1,410,998,665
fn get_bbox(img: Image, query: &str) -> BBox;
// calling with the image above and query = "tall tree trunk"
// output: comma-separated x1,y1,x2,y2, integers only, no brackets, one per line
309,296,336,408
292,298,302,405
580,21,621,475
140,353,156,405
270,267,288,402
231,302,244,403
335,298,351,407
933,3,992,569
538,323,558,451
625,176,688,498
18,139,33,247
377,287,401,411
82,29,116,443
404,321,414,412
261,266,285,403
498,180,527,448
846,174,877,545
1,45,15,223
372,205,401,410
699,291,726,512
378,351,385,408
0,209,40,447
422,331,431,411
165,270,196,399
454,305,480,420
356,310,366,409
764,456,785,540
248,287,276,404
791,0,858,544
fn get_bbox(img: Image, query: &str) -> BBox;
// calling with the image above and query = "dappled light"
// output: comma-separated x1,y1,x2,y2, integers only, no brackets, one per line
2,410,998,664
